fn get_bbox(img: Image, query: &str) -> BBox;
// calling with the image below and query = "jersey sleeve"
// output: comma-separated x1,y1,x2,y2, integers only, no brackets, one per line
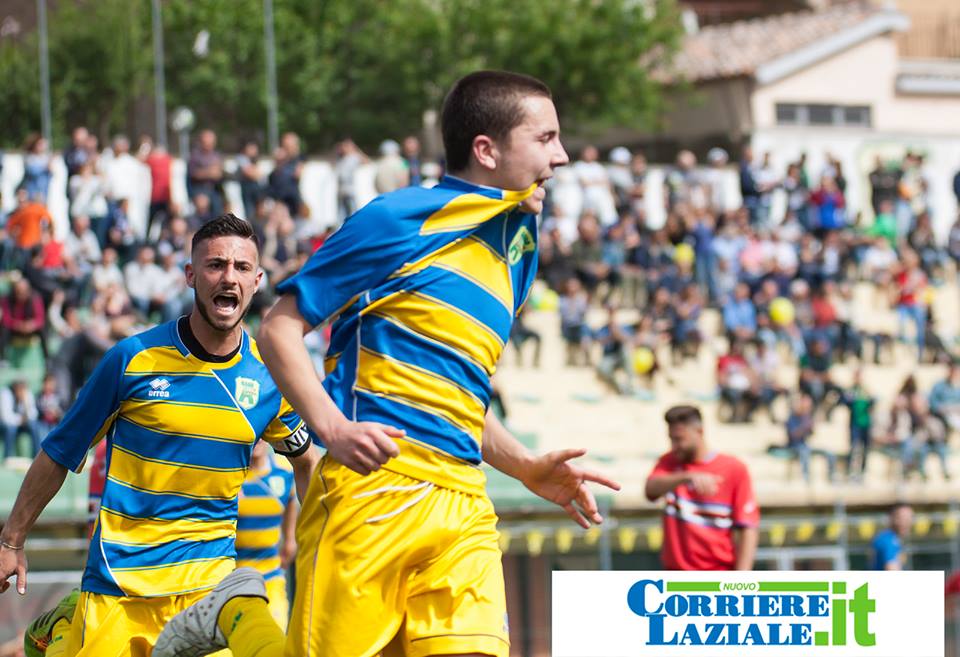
261,396,310,457
873,533,899,568
648,453,676,480
42,343,129,473
276,197,415,327
730,460,760,528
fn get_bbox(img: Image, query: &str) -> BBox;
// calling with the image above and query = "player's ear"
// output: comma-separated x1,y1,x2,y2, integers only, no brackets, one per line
471,134,499,172
184,262,196,289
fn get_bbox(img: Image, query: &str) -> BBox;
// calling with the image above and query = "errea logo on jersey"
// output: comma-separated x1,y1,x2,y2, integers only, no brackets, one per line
148,378,171,398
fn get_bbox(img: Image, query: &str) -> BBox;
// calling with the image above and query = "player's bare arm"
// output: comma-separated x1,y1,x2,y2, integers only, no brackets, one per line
644,471,722,501
482,408,620,528
0,450,68,594
733,526,759,570
258,294,403,475
286,443,321,503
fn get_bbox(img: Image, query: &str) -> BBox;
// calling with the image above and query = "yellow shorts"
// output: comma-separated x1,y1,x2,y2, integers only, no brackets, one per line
265,575,289,632
64,589,208,657
287,456,509,657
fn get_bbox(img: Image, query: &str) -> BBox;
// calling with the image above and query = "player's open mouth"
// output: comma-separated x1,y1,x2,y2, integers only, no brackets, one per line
212,293,239,314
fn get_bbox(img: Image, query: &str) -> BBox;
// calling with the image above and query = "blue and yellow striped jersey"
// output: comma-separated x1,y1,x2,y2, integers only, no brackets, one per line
41,320,305,597
235,454,295,581
277,176,538,494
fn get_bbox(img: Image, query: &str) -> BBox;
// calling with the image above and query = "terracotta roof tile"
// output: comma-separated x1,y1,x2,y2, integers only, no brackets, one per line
665,1,882,82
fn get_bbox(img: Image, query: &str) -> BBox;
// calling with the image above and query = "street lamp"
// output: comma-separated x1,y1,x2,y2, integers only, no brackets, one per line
152,0,167,147
171,106,195,159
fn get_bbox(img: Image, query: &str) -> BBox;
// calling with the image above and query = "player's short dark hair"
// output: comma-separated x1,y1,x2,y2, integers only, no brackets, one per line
191,213,260,255
441,70,552,172
664,405,703,426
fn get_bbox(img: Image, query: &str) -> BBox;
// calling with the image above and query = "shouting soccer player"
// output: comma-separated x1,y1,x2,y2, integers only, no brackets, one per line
2,214,320,656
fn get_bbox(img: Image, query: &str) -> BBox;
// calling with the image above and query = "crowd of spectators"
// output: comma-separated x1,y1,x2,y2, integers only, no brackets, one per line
0,127,434,461
532,143,960,484
1,128,960,487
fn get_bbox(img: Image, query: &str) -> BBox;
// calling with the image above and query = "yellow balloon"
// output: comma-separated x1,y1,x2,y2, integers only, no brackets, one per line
540,289,559,311
632,347,655,374
674,243,695,266
769,297,795,326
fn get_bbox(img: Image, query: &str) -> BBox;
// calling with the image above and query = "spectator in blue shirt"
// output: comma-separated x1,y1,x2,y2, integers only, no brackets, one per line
723,282,757,342
871,503,912,570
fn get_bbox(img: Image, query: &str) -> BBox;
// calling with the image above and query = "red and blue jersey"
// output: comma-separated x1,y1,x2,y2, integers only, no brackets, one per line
648,451,759,570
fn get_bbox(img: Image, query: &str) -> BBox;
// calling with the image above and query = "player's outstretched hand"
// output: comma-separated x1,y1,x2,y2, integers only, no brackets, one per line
326,420,404,475
0,544,27,595
520,448,621,529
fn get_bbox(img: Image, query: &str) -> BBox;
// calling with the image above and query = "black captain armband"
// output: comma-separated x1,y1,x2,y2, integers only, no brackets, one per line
272,425,312,457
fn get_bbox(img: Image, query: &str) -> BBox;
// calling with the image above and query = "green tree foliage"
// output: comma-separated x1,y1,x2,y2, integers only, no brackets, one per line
0,0,152,148
0,0,681,150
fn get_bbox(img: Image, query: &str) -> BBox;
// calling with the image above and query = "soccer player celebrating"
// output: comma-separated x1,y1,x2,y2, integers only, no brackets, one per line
155,70,619,657
2,214,320,656
645,405,759,570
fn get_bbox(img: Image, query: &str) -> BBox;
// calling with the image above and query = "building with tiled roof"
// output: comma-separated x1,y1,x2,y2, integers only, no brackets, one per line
638,0,960,239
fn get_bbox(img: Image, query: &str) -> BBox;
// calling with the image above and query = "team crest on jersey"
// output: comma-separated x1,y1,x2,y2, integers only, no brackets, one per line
268,475,286,498
508,226,535,265
235,377,260,410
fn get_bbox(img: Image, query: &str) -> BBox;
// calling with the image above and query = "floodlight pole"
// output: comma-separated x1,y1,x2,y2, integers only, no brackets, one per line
263,0,279,153
37,0,52,144
152,0,168,147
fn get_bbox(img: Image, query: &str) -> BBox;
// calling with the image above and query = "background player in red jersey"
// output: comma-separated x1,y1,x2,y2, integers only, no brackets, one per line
645,405,759,570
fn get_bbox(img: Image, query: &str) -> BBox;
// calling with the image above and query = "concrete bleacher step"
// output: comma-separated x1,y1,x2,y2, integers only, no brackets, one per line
498,297,960,512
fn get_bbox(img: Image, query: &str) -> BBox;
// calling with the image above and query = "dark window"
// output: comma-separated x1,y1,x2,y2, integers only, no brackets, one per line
843,105,871,127
776,103,800,124
807,104,834,125
775,102,872,127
